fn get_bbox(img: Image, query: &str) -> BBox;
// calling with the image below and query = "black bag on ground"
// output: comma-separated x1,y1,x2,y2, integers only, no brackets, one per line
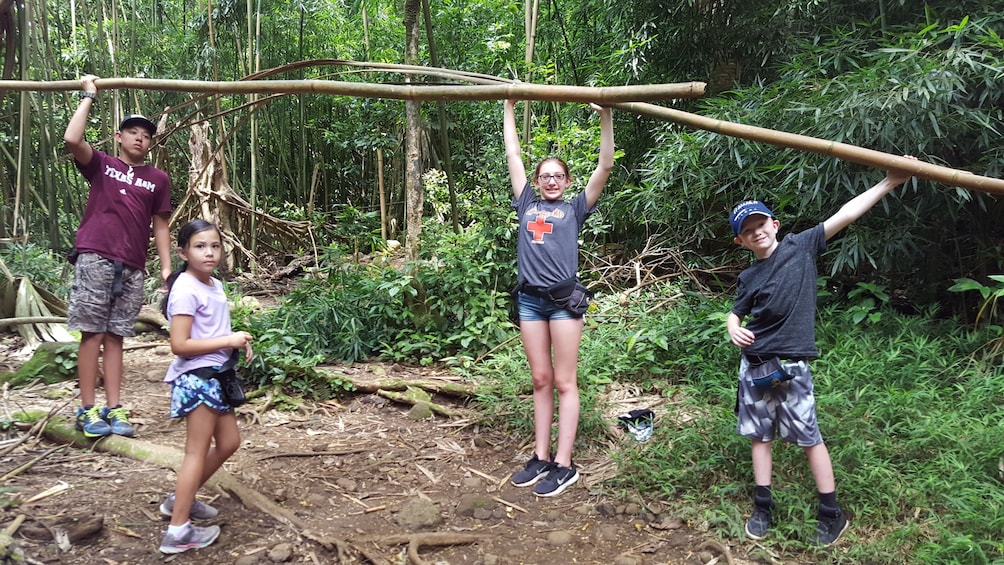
190,351,247,407
546,277,594,317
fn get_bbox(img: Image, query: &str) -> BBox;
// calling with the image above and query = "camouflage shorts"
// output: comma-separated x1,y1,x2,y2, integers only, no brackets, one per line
736,357,824,447
66,253,145,337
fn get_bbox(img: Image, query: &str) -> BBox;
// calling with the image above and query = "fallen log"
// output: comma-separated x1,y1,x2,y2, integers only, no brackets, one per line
321,371,477,398
375,390,470,419
0,78,705,104
613,101,1004,195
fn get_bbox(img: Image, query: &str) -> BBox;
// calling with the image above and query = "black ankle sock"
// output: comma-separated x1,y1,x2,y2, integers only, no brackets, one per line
754,485,773,508
818,491,838,508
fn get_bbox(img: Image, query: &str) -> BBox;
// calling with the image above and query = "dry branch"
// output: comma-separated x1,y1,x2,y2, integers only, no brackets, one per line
0,78,704,104
614,101,1004,194
0,445,65,482
176,122,314,271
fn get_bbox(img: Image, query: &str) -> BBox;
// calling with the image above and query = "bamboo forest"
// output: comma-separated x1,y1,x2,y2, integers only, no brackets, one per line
1,0,1003,563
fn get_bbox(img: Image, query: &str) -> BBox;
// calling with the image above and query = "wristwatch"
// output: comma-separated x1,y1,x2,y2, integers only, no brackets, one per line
79,91,97,102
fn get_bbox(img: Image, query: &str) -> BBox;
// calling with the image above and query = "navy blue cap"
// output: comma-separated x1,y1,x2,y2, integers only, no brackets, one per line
119,114,157,136
729,200,775,236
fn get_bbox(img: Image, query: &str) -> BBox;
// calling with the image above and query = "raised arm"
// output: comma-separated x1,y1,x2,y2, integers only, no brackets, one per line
582,104,614,209
822,157,916,240
63,75,98,167
504,99,528,198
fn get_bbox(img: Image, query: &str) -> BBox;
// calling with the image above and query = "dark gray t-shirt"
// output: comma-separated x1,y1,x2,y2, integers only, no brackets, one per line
731,223,827,359
513,182,593,287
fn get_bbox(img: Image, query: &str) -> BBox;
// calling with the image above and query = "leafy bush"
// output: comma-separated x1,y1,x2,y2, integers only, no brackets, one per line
242,219,517,366
0,243,71,300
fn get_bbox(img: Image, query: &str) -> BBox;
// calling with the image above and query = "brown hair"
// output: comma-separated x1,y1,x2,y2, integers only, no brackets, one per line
532,157,570,181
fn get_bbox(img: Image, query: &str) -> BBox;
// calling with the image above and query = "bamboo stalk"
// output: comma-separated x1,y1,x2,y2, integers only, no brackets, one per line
614,101,1004,195
0,78,705,103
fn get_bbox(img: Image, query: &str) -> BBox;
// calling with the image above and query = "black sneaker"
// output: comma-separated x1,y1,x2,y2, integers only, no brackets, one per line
812,504,849,546
533,462,579,497
745,493,774,540
745,505,772,540
511,453,553,487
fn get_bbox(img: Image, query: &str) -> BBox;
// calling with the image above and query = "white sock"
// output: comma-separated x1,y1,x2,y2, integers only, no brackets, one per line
167,521,190,537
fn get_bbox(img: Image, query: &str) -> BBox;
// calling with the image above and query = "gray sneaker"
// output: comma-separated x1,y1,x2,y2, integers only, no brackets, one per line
511,453,552,487
159,524,220,554
160,494,219,521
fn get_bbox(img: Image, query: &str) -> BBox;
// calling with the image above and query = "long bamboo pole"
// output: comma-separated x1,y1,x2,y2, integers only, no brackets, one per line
614,101,1004,195
0,78,705,103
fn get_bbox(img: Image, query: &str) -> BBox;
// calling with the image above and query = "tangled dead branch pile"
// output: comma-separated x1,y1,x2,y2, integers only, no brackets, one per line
172,122,314,273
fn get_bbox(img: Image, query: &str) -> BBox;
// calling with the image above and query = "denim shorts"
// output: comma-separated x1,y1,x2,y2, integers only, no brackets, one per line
518,292,575,322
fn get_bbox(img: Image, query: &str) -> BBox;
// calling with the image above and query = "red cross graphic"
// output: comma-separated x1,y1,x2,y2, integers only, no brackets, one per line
527,215,553,242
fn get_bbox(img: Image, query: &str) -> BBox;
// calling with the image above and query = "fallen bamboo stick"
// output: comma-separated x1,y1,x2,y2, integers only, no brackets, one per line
0,78,705,103
614,101,1004,195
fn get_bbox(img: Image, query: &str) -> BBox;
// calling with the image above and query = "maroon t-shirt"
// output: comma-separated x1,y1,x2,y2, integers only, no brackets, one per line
74,149,172,270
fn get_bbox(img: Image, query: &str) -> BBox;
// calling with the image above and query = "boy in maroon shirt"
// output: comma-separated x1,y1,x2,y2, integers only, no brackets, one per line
64,74,172,437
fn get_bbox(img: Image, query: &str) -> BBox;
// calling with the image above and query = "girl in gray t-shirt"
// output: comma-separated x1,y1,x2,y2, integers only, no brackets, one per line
502,99,613,498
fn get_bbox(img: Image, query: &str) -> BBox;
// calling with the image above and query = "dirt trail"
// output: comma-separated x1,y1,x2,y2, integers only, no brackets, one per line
0,338,749,565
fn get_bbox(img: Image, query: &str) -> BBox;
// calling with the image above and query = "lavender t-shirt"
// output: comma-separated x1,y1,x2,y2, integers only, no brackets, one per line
74,149,172,270
163,271,233,383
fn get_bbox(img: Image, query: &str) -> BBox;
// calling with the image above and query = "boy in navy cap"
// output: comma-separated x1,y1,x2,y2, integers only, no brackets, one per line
726,159,914,545
63,74,172,438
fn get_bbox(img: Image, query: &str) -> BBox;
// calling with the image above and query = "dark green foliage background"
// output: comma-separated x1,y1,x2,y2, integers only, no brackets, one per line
3,1,1004,562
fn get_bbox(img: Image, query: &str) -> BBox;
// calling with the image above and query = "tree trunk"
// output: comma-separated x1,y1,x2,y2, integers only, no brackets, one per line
403,0,423,262
421,0,459,234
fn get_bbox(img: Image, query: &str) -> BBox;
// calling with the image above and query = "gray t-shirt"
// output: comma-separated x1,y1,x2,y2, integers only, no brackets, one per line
512,182,593,287
731,223,827,359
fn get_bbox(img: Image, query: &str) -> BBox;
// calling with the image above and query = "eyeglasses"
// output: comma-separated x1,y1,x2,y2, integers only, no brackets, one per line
538,173,567,182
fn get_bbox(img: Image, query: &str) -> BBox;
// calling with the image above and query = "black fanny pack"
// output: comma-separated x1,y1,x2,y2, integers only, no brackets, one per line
517,277,594,317
189,351,247,407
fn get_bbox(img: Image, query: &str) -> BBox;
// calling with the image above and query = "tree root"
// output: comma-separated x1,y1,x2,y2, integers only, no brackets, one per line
350,532,493,565
696,539,735,565
337,375,476,398
374,389,471,418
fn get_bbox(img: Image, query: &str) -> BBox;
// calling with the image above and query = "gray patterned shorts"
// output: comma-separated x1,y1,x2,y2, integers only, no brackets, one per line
66,253,145,337
736,356,824,447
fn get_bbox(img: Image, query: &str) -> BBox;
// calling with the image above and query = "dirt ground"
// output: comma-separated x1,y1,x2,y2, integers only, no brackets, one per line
0,330,762,565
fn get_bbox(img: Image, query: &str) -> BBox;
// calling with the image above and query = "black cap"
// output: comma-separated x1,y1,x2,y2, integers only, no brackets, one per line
119,114,157,136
